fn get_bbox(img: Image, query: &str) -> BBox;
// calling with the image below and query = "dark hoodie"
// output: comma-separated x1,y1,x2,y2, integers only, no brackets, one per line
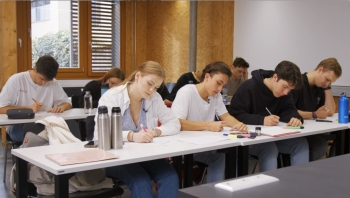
228,69,303,125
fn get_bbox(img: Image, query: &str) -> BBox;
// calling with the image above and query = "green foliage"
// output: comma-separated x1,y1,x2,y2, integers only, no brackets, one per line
32,30,71,68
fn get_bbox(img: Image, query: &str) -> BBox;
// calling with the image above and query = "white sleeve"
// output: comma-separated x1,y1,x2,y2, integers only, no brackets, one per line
52,81,71,106
216,93,228,116
154,96,180,136
171,86,191,119
0,75,19,108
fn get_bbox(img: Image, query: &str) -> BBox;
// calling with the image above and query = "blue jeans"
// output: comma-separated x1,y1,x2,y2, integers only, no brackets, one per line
249,138,309,171
7,124,26,142
193,151,225,183
106,159,178,198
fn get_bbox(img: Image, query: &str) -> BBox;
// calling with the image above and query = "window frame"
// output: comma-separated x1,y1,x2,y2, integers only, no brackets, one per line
17,1,116,80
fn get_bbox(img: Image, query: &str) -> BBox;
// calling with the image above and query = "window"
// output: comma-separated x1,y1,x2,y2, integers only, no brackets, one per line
17,1,120,79
31,0,50,23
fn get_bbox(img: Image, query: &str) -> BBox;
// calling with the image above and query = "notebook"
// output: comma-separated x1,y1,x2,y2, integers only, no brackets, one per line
46,149,118,166
261,126,301,137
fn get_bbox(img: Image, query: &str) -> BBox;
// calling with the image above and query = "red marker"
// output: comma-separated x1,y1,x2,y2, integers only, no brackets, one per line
32,98,37,103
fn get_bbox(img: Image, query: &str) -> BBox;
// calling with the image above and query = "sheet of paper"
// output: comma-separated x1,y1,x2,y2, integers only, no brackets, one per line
277,122,288,126
152,139,177,146
178,136,229,145
261,126,300,137
35,111,61,118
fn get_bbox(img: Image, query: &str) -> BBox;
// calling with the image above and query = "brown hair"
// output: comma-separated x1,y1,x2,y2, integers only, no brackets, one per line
315,58,342,77
200,61,232,82
97,67,125,86
120,61,166,85
275,61,302,89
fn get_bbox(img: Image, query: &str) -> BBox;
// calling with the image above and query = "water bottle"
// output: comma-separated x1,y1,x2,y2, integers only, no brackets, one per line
111,107,123,149
338,92,349,123
222,85,228,104
84,91,92,114
101,82,109,96
97,106,111,150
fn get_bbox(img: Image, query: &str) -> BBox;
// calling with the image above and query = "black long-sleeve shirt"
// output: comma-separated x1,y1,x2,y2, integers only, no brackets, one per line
291,73,325,112
228,69,303,125
170,72,200,101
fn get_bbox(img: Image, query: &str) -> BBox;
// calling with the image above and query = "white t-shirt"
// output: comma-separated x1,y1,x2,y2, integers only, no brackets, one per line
171,84,227,122
0,71,70,111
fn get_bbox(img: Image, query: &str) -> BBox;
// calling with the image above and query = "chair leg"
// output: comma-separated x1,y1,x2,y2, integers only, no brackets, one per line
3,142,10,182
252,160,258,174
199,168,207,185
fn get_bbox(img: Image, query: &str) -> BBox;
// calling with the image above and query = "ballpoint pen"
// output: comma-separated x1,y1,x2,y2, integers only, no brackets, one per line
140,124,148,132
32,98,37,103
265,107,272,115
215,113,221,121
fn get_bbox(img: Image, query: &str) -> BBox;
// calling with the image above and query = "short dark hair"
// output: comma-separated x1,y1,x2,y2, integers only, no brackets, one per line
35,55,59,80
275,61,302,89
200,61,232,82
233,57,249,68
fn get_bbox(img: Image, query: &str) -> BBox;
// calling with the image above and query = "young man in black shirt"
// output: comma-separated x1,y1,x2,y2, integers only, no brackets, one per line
229,61,309,170
291,58,342,160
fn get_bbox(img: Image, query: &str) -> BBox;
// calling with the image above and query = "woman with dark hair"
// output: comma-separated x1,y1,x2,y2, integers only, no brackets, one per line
78,67,125,108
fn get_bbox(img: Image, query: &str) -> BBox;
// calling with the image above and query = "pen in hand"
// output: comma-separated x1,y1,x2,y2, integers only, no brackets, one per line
265,107,272,115
32,98,37,103
140,124,148,132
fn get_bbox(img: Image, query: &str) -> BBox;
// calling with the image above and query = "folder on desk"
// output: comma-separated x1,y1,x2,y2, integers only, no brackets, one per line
261,126,300,137
46,149,118,166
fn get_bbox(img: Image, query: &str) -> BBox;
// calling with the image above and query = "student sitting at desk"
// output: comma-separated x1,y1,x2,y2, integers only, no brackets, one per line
171,61,277,183
228,60,309,169
226,57,250,96
0,55,71,142
78,67,125,108
291,58,342,160
93,61,180,198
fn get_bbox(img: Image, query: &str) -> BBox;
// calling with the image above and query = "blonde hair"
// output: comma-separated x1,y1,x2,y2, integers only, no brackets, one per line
315,58,342,77
120,61,166,85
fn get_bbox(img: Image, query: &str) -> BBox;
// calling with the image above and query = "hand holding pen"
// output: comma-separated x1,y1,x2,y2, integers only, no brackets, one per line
133,124,154,143
30,98,43,112
264,107,280,126
315,105,329,119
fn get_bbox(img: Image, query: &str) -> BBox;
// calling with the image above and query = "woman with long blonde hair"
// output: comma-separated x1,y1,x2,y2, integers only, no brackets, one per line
94,61,180,198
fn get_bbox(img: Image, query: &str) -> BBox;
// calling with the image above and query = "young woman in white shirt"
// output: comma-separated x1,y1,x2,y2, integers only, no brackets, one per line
94,61,180,198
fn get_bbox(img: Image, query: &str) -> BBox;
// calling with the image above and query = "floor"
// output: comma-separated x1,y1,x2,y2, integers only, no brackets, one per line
0,137,258,198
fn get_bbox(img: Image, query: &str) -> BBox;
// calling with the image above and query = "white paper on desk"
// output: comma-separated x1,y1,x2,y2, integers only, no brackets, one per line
178,136,228,145
152,139,177,146
35,111,60,118
277,122,287,126
215,174,279,192
261,126,300,137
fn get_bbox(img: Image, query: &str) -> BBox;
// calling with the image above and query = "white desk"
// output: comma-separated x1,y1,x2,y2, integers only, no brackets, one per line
0,108,96,125
234,120,348,176
12,131,240,198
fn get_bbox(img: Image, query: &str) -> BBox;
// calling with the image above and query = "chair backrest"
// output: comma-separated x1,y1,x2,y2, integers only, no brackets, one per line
23,120,81,140
71,95,80,108
86,115,95,141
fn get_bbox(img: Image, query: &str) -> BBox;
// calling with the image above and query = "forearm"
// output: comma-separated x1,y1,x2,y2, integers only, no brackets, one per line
297,110,313,119
220,113,240,127
58,102,72,111
179,119,210,131
324,90,335,115
0,106,31,114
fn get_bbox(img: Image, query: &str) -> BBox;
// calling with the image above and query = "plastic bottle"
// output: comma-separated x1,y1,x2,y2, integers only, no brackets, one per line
84,91,92,114
111,107,123,149
222,85,228,104
101,82,109,96
338,92,349,123
97,106,111,150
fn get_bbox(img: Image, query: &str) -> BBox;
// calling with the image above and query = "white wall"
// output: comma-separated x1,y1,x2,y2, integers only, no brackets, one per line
234,1,350,87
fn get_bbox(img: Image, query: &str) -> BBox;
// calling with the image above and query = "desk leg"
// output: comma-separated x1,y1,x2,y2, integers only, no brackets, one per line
55,174,70,198
183,154,193,188
16,157,27,198
225,147,236,179
237,146,249,177
344,129,350,154
335,130,342,156
172,156,183,189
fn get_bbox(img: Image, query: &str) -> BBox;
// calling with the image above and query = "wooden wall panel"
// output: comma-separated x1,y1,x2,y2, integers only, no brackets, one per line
197,1,234,72
146,1,190,83
0,1,17,90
